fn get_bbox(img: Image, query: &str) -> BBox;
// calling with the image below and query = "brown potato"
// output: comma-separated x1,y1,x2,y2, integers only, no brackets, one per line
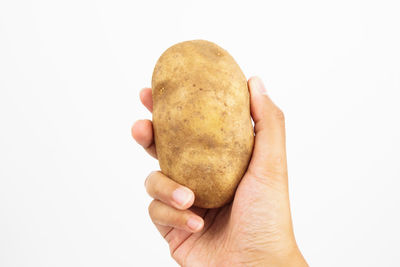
151,40,254,208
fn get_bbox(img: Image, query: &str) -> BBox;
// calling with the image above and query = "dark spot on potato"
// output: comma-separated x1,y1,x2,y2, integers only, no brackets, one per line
193,84,196,87
199,88,203,91
154,80,179,99
170,145,181,155
196,135,219,149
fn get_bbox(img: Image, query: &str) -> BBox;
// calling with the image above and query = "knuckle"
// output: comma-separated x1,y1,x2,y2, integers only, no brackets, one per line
147,171,157,180
269,154,286,166
153,184,163,198
148,200,157,219
250,155,288,177
267,155,288,176
248,167,287,192
145,171,154,184
145,171,158,193
273,107,285,122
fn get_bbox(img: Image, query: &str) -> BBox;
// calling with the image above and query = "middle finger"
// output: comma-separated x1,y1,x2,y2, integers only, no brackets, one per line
145,171,194,210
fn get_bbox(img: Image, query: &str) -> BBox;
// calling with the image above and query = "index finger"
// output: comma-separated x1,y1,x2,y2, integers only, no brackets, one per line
140,88,153,112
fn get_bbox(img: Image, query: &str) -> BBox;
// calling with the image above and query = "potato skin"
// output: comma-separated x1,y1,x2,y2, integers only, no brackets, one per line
152,40,254,208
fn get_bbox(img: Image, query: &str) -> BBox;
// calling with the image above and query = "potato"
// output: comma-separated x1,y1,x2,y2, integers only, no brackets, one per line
151,40,254,208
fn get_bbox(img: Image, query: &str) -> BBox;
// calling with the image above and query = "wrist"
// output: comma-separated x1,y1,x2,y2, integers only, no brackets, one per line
234,249,308,267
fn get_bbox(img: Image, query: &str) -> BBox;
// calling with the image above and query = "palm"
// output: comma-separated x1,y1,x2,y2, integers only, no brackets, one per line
166,203,230,266
165,170,289,266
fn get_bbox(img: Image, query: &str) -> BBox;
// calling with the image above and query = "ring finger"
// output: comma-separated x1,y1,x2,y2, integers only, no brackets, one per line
148,200,204,233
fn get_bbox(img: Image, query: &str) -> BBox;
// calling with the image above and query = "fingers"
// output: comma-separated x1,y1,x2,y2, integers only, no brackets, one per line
131,88,156,158
153,223,173,238
140,88,153,112
247,76,288,179
131,119,157,158
153,206,207,241
148,199,204,233
145,171,202,234
145,171,194,210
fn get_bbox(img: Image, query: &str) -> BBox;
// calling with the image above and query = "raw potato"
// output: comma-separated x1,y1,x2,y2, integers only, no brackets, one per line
152,40,254,208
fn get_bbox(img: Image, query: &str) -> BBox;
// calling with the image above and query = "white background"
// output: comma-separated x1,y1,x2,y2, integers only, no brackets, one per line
1,0,399,266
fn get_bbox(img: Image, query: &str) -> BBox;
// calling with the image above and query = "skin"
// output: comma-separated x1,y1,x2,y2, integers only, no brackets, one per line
131,77,308,267
151,40,255,209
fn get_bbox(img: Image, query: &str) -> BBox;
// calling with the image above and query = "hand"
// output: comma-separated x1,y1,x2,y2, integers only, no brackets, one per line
131,77,308,267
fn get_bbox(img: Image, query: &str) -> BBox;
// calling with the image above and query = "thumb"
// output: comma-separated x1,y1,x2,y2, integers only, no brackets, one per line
247,76,288,183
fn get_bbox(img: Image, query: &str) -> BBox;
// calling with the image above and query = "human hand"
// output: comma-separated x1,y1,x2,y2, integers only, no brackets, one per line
131,77,308,267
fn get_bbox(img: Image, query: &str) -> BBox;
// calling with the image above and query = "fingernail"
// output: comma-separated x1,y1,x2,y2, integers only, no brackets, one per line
172,187,192,207
187,217,203,231
251,76,267,95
